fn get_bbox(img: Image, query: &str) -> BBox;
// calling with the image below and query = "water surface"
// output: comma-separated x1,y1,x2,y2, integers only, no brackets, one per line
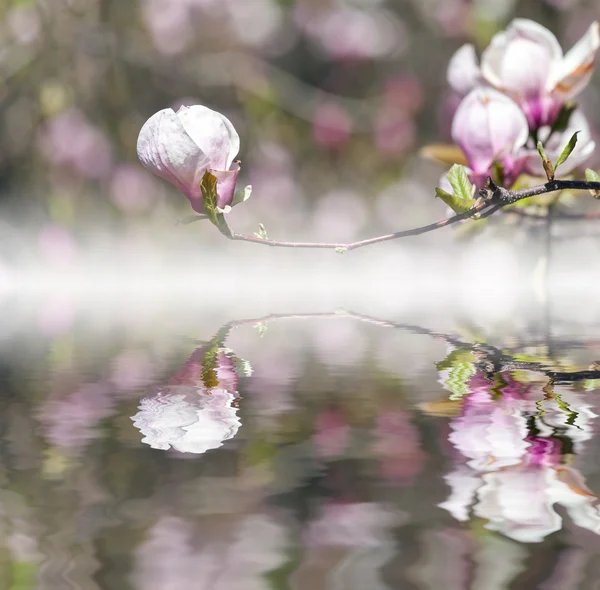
2,302,600,589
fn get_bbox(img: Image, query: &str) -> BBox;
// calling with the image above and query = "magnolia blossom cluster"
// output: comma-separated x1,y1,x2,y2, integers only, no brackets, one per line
447,19,600,188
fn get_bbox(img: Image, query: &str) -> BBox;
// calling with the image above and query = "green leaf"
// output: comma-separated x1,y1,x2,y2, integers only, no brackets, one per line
254,223,268,239
201,170,219,216
447,164,475,202
554,131,579,171
200,171,232,237
586,168,600,182
585,169,600,198
335,246,348,254
435,187,475,214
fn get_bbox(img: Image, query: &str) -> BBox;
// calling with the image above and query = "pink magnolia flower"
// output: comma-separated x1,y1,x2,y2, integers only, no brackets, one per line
451,87,529,187
449,19,600,129
137,105,243,213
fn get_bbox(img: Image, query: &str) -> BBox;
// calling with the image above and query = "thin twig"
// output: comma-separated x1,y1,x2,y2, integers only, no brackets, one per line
225,179,600,251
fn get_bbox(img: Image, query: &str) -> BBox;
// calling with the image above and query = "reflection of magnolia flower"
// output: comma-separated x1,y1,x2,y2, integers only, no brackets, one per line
447,375,529,471
132,387,240,454
477,464,600,543
132,345,248,454
137,105,242,213
439,375,600,542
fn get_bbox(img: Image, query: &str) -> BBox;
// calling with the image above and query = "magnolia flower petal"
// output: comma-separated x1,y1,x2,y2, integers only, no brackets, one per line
177,105,240,170
137,108,210,200
550,21,600,99
447,44,481,95
451,88,529,175
438,466,481,522
212,163,241,210
477,469,562,543
481,19,562,96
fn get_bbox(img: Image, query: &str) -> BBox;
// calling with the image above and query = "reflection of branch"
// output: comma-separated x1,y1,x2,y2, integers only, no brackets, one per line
224,178,600,251
221,309,599,383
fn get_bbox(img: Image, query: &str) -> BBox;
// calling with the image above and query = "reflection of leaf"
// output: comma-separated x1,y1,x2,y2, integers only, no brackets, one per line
437,349,477,371
437,349,477,400
11,562,37,590
584,379,600,391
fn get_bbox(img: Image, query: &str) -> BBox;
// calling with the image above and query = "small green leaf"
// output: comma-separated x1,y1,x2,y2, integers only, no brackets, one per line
435,187,475,214
585,169,600,199
554,131,579,171
254,223,268,239
335,246,348,254
201,170,219,215
537,141,555,181
200,171,232,237
586,168,600,182
447,164,475,202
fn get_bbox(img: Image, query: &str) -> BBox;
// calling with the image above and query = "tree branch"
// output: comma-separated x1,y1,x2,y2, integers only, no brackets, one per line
223,178,600,251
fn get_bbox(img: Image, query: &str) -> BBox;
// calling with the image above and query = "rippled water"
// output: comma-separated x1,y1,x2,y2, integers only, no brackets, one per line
2,299,600,589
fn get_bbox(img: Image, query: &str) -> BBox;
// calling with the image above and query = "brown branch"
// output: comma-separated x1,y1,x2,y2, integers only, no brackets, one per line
223,178,600,251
